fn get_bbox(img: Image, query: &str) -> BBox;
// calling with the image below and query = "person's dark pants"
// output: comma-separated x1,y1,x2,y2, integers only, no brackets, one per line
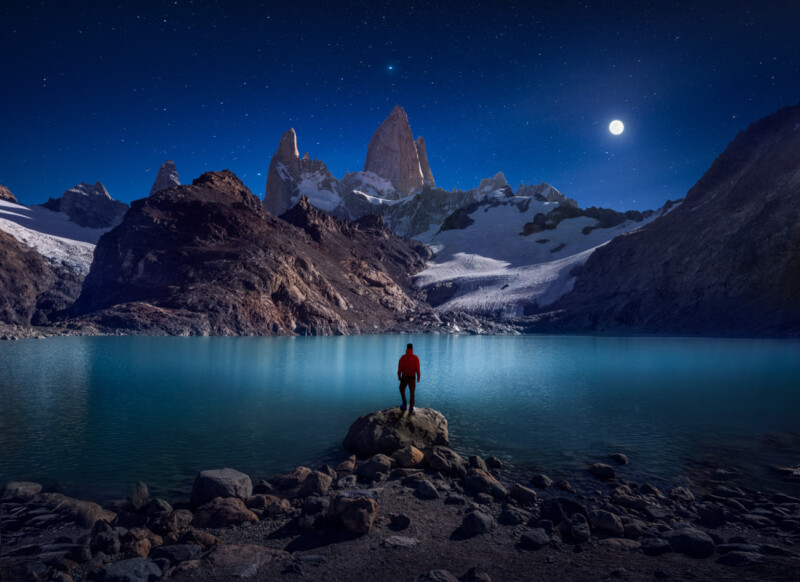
399,376,416,408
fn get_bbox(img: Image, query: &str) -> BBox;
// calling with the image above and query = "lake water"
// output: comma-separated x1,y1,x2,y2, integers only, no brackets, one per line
1,335,798,501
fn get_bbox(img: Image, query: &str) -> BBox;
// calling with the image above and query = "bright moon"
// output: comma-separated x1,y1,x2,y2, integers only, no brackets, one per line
609,120,624,135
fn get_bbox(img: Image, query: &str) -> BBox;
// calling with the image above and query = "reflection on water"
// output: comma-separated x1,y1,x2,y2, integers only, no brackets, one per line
0,335,798,500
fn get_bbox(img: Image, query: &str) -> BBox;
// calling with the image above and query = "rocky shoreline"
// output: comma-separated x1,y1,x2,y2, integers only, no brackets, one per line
2,408,799,581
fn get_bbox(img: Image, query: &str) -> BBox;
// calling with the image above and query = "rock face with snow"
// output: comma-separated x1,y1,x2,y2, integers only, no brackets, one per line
0,185,17,203
0,229,83,326
545,100,800,336
415,136,436,188
363,106,428,196
149,160,180,196
414,190,672,317
263,106,460,237
73,171,434,335
40,181,128,228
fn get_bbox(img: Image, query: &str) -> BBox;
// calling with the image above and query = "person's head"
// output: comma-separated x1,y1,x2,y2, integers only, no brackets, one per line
407,343,413,351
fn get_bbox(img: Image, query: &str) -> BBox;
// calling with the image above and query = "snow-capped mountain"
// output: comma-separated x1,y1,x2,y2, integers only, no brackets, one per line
0,198,111,275
264,106,498,237
414,190,679,317
39,181,128,229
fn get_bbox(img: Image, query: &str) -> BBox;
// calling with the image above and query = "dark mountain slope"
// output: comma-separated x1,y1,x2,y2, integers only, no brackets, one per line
72,170,434,335
0,230,83,326
541,101,800,336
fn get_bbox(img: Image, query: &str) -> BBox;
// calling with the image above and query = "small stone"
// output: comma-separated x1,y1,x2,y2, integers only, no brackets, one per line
609,453,629,465
144,499,172,517
444,494,467,506
640,483,664,498
459,511,494,536
149,544,202,564
357,454,393,480
272,466,312,489
390,513,411,529
425,446,467,477
520,528,551,550
485,456,503,469
509,483,537,506
589,463,616,480
302,496,330,516
331,494,379,534
498,506,531,526
335,455,356,474
475,493,494,505
554,480,575,493
127,481,150,512
641,537,672,556
392,445,425,468
530,474,552,489
382,535,419,548
253,480,275,494
245,494,281,510
468,455,488,471
661,527,715,558
588,509,625,536
190,468,253,507
668,486,695,503
298,471,333,497
91,531,121,555
464,468,507,499
177,528,220,551
415,480,440,500
192,497,258,528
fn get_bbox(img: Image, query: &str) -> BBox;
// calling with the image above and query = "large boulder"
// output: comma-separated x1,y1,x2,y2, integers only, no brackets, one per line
343,408,449,456
190,468,253,507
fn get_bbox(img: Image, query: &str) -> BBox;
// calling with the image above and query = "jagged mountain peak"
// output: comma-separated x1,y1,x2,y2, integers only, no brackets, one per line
363,105,426,196
38,181,127,229
149,160,180,196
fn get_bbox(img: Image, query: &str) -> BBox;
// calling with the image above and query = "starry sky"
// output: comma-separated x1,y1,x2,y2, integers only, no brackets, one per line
1,0,799,211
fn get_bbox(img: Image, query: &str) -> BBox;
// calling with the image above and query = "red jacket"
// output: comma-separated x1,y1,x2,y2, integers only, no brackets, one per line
398,349,420,380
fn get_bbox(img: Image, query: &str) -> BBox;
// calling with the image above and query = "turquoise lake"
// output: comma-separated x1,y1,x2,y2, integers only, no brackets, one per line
1,335,799,501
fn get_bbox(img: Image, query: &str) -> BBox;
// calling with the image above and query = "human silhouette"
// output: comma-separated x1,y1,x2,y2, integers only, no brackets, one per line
397,343,420,414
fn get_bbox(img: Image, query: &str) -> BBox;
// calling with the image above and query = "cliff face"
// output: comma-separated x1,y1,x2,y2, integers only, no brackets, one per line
73,170,433,335
0,230,83,326
545,101,800,336
363,106,426,196
39,182,128,228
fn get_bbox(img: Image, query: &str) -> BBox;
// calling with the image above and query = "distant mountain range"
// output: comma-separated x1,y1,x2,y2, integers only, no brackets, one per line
1,101,798,337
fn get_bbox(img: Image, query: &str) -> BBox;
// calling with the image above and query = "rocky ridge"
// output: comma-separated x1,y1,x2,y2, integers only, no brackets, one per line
0,229,83,326
2,408,798,581
70,170,440,335
263,106,524,238
538,99,800,336
39,182,128,229
149,160,181,196
0,184,18,203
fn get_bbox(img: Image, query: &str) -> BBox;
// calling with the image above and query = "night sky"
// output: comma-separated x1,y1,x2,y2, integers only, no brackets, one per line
2,1,799,212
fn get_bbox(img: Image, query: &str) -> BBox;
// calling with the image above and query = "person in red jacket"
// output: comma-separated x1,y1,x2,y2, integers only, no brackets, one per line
397,343,420,413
